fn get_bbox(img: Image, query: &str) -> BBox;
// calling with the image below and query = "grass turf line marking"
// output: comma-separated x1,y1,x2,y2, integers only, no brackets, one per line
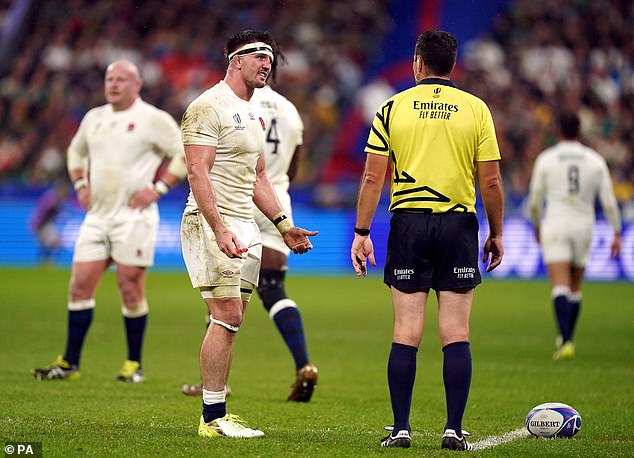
471,428,530,451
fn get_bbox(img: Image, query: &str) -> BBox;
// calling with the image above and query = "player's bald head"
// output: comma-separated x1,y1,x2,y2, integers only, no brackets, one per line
104,60,142,111
106,60,142,82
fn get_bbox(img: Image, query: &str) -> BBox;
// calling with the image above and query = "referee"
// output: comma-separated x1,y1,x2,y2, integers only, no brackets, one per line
350,30,504,451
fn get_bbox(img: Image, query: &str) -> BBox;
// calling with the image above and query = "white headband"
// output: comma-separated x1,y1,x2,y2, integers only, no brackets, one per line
228,42,274,62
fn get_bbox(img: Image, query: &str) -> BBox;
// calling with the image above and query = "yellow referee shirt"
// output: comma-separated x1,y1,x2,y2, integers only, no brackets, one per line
365,78,500,213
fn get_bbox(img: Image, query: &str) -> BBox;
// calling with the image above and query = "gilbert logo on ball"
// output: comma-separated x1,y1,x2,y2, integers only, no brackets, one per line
525,402,582,438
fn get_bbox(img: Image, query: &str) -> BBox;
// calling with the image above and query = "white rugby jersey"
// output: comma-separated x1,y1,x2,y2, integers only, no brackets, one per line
68,98,182,220
181,80,267,220
250,85,303,193
528,140,621,231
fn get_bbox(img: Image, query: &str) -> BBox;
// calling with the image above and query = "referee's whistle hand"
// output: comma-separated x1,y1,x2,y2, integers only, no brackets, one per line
482,235,504,272
353,256,367,277
351,236,375,277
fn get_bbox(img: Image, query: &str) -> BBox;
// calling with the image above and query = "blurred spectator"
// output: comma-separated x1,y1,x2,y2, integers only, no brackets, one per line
1,0,632,217
0,0,387,190
460,0,634,216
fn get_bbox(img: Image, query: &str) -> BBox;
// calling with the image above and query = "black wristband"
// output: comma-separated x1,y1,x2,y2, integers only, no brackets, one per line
272,214,288,226
272,212,292,235
354,227,370,236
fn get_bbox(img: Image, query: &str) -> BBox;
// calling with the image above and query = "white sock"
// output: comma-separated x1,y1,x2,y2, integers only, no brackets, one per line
202,389,225,405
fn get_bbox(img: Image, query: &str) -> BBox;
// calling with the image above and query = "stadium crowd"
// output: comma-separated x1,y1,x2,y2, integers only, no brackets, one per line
0,0,632,219
459,0,634,216
0,0,387,187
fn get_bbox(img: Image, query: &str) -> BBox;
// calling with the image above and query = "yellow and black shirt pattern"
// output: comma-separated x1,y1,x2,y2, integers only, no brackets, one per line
365,78,500,214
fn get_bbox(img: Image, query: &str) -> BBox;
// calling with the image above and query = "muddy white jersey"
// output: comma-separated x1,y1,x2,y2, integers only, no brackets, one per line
250,85,303,193
181,80,267,220
528,140,621,231
67,98,182,221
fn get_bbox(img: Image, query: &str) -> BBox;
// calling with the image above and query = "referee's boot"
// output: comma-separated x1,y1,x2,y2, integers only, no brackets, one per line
381,429,411,448
441,429,473,451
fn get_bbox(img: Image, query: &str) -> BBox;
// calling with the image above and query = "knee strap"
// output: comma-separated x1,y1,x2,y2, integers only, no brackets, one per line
210,316,239,333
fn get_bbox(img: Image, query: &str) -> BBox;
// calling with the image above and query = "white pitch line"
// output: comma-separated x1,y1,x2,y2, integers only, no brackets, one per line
471,427,530,451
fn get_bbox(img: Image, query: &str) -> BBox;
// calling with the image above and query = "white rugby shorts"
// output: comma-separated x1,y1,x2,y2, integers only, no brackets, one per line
540,218,593,267
253,188,292,255
73,213,158,266
181,212,262,289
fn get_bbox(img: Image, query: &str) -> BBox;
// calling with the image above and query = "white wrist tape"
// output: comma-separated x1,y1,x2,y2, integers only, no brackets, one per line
166,154,188,180
272,211,292,236
73,177,88,192
153,180,170,196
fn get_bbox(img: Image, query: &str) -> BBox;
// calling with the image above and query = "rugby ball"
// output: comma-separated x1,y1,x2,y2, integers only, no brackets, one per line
525,402,582,438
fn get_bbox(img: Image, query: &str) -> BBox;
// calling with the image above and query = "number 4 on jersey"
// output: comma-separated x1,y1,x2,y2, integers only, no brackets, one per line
266,117,280,154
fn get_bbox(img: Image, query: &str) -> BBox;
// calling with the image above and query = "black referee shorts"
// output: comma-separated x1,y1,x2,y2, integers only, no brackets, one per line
383,212,481,292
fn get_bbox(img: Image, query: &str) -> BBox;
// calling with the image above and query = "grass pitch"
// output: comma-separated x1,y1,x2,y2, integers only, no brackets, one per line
0,267,632,456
